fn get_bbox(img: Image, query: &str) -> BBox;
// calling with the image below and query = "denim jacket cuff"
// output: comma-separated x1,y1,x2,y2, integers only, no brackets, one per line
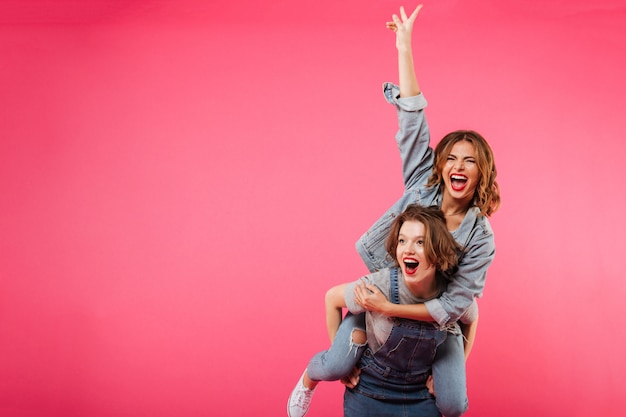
424,298,450,327
382,82,428,112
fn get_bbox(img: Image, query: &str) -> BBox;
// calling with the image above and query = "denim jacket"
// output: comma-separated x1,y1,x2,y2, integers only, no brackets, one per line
355,82,495,328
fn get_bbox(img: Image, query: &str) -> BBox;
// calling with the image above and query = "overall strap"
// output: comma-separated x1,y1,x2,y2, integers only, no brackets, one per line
389,267,400,305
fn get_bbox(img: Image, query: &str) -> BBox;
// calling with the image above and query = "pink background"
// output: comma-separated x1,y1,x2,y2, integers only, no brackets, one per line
1,0,625,416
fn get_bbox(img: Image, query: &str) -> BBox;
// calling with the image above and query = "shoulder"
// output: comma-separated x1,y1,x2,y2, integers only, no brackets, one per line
456,208,495,255
366,269,393,295
367,268,392,284
469,207,495,238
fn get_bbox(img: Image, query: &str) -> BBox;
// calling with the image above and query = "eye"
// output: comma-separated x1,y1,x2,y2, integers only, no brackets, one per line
417,239,424,246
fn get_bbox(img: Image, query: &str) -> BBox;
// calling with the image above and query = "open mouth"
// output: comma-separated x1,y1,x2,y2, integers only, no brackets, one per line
450,174,468,191
404,261,419,274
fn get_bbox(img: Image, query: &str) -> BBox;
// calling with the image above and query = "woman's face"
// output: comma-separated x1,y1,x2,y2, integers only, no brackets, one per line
395,220,436,286
441,140,480,204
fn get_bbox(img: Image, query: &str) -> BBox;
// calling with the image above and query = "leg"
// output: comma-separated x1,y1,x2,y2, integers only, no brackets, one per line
432,332,468,417
307,312,367,382
288,313,367,417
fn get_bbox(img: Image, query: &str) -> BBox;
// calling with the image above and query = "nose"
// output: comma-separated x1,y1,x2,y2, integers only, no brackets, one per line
454,159,465,170
404,243,416,255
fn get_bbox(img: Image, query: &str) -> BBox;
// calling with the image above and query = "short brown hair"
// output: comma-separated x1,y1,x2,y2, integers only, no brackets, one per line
385,204,460,272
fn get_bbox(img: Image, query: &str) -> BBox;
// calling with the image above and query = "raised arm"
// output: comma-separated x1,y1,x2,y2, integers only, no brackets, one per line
356,5,433,273
387,5,423,98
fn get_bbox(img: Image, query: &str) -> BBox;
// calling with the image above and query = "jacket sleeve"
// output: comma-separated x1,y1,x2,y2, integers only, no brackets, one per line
382,82,433,189
425,219,496,327
459,298,478,325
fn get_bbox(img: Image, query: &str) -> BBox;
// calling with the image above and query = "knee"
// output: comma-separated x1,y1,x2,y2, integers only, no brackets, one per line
351,329,366,345
437,398,468,417
317,330,366,380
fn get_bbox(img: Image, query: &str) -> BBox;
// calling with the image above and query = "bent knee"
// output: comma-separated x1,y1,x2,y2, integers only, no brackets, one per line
438,399,468,417
351,329,366,345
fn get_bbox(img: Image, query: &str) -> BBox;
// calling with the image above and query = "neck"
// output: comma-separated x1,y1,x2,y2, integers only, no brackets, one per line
404,273,438,299
440,195,471,231
406,280,439,299
440,194,471,217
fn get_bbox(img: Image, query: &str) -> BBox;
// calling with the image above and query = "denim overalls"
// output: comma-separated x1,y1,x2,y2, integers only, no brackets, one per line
343,268,446,417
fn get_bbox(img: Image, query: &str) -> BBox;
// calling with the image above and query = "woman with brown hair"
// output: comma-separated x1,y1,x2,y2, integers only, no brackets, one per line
288,5,500,417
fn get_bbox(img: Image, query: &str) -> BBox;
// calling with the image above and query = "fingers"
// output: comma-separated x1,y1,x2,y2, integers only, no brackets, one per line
340,367,361,389
357,283,376,299
354,284,364,303
354,282,369,306
340,375,355,388
364,283,378,294
409,4,423,22
390,4,422,28
426,374,436,395
400,6,408,21
347,367,361,388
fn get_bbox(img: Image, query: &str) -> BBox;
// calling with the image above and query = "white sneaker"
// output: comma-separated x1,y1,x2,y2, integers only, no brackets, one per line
287,370,316,417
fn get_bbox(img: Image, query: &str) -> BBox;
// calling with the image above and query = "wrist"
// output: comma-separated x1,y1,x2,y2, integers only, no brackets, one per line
396,43,412,53
381,300,394,316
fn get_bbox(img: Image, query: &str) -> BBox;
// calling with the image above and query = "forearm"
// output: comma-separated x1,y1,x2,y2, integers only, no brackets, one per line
398,43,420,98
381,300,434,322
427,226,495,326
393,5,421,98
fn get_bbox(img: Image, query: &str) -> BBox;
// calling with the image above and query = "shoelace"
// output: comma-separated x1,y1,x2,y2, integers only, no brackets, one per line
291,387,312,408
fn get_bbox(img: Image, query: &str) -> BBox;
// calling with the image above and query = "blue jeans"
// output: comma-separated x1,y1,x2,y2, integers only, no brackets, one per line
344,388,440,417
306,313,366,381
307,313,468,417
432,331,468,417
344,311,445,417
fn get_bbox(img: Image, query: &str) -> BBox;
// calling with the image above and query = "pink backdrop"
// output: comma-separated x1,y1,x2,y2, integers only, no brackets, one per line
1,1,625,416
